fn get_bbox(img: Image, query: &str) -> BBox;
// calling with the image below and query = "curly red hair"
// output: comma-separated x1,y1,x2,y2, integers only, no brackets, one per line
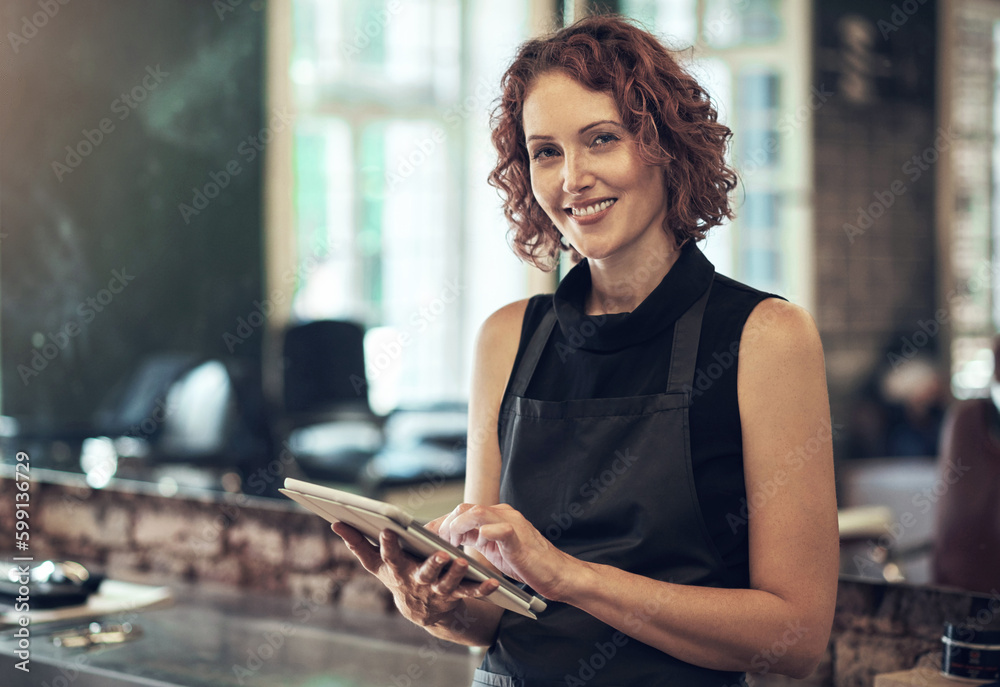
489,14,738,271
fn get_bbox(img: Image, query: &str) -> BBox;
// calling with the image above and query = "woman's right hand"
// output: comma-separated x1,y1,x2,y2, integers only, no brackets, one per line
331,521,500,628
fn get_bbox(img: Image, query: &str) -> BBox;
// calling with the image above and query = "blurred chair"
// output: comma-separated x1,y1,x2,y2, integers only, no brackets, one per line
362,401,468,488
92,353,274,486
931,336,1000,594
279,320,384,484
93,352,201,438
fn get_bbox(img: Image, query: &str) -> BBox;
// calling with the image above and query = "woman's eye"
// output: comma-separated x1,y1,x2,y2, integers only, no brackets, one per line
531,147,558,161
592,133,619,147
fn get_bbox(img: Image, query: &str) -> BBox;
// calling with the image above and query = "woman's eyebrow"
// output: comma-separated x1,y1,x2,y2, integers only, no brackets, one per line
526,119,624,142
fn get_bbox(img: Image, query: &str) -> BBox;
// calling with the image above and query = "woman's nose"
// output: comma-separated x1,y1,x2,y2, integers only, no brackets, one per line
562,151,595,194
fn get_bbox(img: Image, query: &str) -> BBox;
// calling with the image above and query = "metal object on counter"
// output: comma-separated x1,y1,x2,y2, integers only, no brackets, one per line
51,622,142,649
942,622,1000,681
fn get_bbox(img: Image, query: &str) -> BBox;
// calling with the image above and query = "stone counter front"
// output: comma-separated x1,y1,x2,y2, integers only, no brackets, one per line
1,472,994,686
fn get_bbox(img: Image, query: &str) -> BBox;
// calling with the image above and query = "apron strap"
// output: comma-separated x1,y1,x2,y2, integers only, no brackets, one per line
512,272,714,398
666,274,714,395
509,307,558,398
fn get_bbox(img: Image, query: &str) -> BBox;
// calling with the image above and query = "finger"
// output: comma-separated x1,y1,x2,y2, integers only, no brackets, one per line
451,575,501,600
445,506,506,548
429,555,468,594
436,503,476,541
379,530,414,570
475,522,517,549
331,523,382,574
423,513,448,535
468,577,501,599
414,551,450,585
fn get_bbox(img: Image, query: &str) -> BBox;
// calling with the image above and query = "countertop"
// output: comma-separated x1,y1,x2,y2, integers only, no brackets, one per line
0,582,480,686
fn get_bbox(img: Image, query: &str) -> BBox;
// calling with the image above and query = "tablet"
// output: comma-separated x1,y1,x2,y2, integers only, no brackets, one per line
279,478,547,619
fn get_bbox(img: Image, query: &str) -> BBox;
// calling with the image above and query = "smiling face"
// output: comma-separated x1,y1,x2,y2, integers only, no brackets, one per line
522,71,671,262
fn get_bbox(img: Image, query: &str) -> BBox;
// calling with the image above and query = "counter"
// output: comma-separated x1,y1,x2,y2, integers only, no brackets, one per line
0,582,479,686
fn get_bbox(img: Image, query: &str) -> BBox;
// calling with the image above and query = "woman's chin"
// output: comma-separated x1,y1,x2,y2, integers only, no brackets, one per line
571,240,620,262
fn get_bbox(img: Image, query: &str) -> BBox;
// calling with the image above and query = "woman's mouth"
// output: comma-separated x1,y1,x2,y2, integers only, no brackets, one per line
565,198,617,224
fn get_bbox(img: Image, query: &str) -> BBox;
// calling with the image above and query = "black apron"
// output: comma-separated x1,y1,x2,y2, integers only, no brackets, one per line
473,273,747,687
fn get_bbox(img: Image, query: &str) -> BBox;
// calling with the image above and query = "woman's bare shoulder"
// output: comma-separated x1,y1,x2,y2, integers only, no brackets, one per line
476,298,532,360
740,298,822,358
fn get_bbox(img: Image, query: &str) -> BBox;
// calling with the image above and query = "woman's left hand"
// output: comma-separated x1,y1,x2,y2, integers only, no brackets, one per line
436,502,578,601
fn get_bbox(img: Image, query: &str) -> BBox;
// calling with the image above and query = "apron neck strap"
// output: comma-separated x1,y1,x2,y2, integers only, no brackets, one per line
509,307,558,398
509,272,715,399
666,274,714,394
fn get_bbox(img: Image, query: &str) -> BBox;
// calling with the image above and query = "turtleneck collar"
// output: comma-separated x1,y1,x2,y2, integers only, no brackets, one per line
551,241,715,352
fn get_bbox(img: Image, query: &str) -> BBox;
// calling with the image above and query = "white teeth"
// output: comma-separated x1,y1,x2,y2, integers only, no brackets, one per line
570,199,615,217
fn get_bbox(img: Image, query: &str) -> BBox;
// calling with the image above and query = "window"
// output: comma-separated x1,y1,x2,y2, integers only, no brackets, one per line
942,2,1000,398
620,0,812,301
287,0,533,413
279,0,814,413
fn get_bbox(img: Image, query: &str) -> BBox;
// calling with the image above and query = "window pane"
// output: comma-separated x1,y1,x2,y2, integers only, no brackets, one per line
621,0,698,47
689,57,736,276
703,0,782,48
289,0,533,415
740,192,781,289
692,57,733,126
292,0,460,102
377,120,453,410
737,69,781,172
292,119,355,320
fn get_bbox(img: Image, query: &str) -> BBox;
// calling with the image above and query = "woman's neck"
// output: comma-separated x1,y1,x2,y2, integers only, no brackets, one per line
584,235,681,316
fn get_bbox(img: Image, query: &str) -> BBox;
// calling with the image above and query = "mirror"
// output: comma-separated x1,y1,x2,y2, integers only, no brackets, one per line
0,0,271,491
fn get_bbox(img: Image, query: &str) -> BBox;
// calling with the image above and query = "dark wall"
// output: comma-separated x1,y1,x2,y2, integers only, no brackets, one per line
811,0,940,457
0,1,265,435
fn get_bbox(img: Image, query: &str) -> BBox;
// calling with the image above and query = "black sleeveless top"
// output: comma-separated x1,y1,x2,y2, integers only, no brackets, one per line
499,241,781,588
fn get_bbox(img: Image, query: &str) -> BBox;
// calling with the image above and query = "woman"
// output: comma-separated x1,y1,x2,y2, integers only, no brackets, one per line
334,14,838,686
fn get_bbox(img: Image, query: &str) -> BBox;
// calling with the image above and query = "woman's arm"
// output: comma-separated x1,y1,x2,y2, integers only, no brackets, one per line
438,298,839,677
332,299,530,647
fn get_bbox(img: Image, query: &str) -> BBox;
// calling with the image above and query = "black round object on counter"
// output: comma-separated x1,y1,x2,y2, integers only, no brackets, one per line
942,622,1000,681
